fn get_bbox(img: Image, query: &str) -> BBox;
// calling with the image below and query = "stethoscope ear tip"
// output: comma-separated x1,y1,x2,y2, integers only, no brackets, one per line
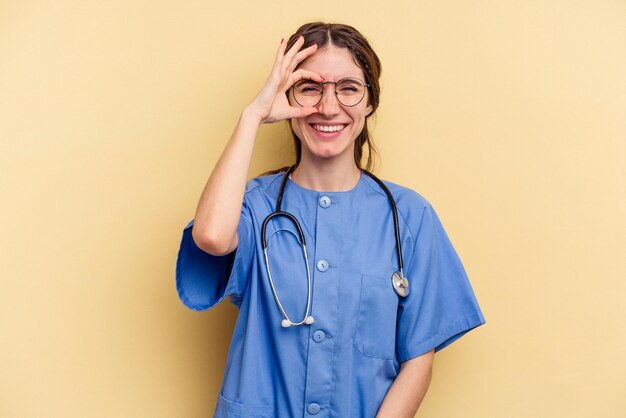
281,316,314,328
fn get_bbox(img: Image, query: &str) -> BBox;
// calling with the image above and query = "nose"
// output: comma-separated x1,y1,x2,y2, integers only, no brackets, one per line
317,84,341,117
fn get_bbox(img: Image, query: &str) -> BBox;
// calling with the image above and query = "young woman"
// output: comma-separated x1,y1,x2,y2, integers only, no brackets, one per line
176,22,485,418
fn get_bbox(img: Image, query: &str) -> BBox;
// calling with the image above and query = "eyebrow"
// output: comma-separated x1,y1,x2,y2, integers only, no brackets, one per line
305,76,363,83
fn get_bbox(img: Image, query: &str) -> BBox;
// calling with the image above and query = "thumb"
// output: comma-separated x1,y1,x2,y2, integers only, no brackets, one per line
289,106,319,119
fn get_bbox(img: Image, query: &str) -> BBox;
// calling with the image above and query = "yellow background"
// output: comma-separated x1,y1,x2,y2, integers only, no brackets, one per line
1,0,625,417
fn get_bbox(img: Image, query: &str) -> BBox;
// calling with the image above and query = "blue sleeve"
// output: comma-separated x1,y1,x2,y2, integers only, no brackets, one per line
175,203,255,311
396,202,486,363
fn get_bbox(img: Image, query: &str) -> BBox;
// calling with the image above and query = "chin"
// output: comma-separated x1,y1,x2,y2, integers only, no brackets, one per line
304,141,354,161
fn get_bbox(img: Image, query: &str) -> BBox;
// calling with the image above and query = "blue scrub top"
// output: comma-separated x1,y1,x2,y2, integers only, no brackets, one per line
176,173,485,418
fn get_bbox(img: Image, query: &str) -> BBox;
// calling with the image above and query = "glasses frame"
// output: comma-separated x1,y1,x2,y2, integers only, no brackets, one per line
291,77,371,108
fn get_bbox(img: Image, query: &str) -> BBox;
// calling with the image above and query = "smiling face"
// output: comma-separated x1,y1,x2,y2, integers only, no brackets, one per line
289,45,373,166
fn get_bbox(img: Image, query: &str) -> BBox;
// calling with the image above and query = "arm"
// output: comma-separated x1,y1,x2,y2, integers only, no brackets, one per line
192,36,322,256
191,109,261,256
376,349,435,418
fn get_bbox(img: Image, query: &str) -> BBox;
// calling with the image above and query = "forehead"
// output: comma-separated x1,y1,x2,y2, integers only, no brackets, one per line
298,45,365,80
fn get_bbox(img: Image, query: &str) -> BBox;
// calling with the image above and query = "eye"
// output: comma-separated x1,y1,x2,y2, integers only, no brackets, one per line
295,81,322,95
337,82,362,95
337,78,364,93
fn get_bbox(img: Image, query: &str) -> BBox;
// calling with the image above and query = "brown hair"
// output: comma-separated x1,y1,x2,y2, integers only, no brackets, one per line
268,22,382,174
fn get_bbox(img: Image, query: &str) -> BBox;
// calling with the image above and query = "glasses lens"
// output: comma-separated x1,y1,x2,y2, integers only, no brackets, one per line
292,78,367,107
293,80,323,107
336,78,366,107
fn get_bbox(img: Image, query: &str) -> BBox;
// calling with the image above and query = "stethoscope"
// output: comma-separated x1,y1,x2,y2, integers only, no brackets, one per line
261,165,410,328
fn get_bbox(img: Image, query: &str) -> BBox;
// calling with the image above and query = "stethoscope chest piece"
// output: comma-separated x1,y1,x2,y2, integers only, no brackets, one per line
392,271,410,297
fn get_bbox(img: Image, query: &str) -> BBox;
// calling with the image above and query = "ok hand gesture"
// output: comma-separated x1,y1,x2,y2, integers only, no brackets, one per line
248,35,324,124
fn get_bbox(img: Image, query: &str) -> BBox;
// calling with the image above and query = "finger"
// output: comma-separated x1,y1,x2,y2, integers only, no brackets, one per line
283,68,325,91
284,35,305,58
274,37,287,62
286,43,318,74
265,37,292,91
288,106,319,119
271,37,289,75
281,35,306,70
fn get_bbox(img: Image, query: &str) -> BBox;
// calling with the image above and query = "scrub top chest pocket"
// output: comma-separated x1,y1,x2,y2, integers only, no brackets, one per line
215,393,273,418
353,274,399,360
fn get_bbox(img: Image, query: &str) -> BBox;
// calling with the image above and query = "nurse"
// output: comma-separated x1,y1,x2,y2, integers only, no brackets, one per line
176,22,485,418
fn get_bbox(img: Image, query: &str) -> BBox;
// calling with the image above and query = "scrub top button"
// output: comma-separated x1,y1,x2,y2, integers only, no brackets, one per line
316,259,329,272
319,195,331,208
307,403,321,415
312,330,326,343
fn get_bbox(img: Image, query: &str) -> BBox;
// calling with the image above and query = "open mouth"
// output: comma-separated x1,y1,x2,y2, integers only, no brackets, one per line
311,123,346,134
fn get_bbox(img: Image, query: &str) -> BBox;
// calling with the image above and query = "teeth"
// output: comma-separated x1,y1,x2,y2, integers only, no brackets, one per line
313,124,345,133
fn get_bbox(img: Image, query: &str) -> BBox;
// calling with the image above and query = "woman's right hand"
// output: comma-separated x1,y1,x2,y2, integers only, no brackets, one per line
246,35,324,125
192,36,323,256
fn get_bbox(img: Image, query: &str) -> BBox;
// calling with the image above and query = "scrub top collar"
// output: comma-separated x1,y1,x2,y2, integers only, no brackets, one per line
264,170,370,207
285,170,365,195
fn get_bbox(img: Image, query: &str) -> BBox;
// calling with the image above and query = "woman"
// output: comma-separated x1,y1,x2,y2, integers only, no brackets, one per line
176,22,485,418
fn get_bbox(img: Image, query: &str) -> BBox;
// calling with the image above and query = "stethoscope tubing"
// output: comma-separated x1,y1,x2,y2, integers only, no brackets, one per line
360,171,405,277
261,211,306,249
261,165,408,328
263,243,313,327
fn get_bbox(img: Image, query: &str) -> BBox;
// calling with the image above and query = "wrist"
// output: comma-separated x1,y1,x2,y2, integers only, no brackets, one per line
242,104,266,126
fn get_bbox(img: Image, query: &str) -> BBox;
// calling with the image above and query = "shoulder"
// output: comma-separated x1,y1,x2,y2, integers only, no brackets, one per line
386,180,431,212
362,174,432,214
239,173,286,215
361,174,435,238
244,173,284,196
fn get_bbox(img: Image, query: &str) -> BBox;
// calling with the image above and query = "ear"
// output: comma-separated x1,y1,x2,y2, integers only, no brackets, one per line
365,103,374,116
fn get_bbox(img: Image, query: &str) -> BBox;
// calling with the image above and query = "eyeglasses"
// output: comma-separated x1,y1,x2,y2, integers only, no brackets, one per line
291,77,370,108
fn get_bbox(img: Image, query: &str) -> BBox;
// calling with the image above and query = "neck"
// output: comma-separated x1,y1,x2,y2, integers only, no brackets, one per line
291,156,361,192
